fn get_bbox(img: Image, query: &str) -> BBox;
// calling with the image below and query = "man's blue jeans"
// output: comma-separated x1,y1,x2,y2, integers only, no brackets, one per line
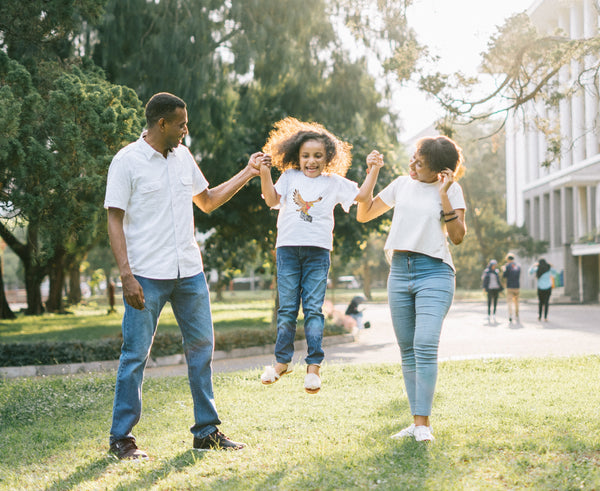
109,272,220,444
388,252,455,417
275,246,330,366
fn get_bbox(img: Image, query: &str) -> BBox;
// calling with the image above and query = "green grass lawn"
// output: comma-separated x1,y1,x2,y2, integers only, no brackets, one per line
1,356,599,490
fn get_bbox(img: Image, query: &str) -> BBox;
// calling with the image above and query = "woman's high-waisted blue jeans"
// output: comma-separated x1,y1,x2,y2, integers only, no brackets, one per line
275,246,330,366
388,251,455,416
109,272,221,444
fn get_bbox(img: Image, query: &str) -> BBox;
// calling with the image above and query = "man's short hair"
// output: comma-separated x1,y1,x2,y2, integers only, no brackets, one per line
145,92,186,128
506,254,515,260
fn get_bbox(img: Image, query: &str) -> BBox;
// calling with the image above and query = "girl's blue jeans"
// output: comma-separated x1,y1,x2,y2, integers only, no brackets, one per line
388,251,455,417
109,272,221,444
275,246,330,366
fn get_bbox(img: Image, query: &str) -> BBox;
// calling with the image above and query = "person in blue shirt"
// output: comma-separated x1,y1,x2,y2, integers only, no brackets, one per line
529,258,558,322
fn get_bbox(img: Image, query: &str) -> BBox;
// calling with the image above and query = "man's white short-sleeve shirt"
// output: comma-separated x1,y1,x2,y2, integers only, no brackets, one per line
273,169,359,250
104,138,208,279
378,176,466,270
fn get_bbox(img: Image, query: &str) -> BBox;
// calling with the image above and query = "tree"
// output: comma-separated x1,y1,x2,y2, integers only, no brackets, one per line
0,1,145,314
91,0,411,293
447,122,546,289
407,10,600,162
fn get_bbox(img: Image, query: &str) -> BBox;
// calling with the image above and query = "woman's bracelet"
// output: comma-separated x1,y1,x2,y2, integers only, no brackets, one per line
444,215,459,223
440,210,456,219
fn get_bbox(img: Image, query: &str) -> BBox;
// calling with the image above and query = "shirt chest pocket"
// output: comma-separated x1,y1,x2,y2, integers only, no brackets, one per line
135,180,163,209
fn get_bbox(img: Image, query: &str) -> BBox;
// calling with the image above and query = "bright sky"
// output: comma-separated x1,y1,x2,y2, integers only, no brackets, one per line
397,0,532,140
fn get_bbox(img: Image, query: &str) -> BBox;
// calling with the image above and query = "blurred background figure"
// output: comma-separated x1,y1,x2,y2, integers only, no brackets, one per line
345,295,371,330
481,260,503,323
502,253,521,323
529,258,558,322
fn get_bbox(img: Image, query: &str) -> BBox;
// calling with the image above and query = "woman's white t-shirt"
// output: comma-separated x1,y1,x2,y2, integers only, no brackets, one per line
378,176,466,270
273,169,359,250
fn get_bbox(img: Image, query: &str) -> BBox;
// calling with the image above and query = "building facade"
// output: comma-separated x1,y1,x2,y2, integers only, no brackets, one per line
506,0,600,302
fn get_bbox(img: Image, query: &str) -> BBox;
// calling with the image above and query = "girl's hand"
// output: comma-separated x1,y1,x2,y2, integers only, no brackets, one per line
366,150,384,170
259,153,272,169
438,168,454,193
248,152,264,174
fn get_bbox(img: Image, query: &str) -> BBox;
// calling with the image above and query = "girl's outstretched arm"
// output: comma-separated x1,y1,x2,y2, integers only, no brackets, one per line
259,154,280,208
355,150,384,203
356,150,390,222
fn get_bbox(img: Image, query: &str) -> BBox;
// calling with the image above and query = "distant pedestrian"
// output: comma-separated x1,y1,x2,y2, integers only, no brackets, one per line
481,260,502,322
502,253,521,323
258,117,383,394
529,258,558,322
357,135,466,443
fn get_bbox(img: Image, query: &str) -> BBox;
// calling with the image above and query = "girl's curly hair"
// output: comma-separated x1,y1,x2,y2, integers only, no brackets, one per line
262,117,352,176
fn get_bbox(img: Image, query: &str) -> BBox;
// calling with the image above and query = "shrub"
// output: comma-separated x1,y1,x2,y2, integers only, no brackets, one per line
0,323,347,366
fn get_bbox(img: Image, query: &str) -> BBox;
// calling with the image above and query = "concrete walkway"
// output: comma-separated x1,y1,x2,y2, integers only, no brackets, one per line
144,299,600,378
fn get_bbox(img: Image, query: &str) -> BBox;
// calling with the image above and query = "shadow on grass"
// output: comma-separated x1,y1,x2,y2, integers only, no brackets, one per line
44,450,205,491
112,450,205,490
44,456,113,491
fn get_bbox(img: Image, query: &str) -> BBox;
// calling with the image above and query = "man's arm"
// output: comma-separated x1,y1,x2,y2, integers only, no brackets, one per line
107,207,145,310
193,152,262,214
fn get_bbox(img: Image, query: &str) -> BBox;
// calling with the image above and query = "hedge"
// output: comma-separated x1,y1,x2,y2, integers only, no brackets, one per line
0,324,347,367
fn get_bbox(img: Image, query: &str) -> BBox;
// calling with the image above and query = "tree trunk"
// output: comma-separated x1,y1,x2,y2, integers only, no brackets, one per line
68,261,82,305
362,258,372,301
0,221,45,315
0,260,16,319
46,247,66,313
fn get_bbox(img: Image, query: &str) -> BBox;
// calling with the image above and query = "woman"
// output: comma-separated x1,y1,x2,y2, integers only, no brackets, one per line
529,258,557,322
481,259,503,322
357,136,466,442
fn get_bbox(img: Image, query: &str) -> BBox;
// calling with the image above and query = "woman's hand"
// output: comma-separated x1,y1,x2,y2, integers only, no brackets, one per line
366,150,384,171
438,168,454,194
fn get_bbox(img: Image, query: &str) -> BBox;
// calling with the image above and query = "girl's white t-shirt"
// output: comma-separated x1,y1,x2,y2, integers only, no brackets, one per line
273,169,359,250
378,176,466,270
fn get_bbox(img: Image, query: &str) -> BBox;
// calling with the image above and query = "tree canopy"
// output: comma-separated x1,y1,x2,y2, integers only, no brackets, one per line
0,0,144,315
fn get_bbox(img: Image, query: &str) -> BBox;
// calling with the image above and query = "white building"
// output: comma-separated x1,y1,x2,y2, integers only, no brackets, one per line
506,0,600,302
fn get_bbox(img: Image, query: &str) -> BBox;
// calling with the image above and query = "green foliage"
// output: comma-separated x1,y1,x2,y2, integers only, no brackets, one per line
412,11,600,162
91,0,407,294
449,122,546,288
0,1,145,314
0,323,346,367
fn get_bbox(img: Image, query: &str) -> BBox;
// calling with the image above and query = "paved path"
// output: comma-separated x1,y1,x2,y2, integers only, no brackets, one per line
145,299,600,378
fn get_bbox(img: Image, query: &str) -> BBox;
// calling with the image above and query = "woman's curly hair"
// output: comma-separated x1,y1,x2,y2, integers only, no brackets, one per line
416,135,465,180
262,117,352,177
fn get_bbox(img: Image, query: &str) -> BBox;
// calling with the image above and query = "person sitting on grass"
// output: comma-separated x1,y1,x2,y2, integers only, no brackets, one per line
258,117,383,394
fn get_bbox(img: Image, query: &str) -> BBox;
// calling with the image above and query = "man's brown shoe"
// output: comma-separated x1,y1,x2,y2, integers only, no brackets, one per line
193,430,245,451
109,437,149,460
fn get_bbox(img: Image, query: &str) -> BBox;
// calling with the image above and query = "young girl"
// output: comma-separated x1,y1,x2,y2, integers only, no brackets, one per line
357,136,466,441
258,117,383,394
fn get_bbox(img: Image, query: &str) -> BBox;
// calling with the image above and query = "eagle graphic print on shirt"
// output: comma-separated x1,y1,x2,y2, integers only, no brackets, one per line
273,169,360,250
293,190,323,222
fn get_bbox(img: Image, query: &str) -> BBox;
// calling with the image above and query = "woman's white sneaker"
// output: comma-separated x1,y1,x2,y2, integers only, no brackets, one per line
414,425,434,442
390,424,415,439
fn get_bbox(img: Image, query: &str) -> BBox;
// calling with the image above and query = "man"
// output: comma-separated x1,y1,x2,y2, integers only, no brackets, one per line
104,92,263,459
502,253,521,323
